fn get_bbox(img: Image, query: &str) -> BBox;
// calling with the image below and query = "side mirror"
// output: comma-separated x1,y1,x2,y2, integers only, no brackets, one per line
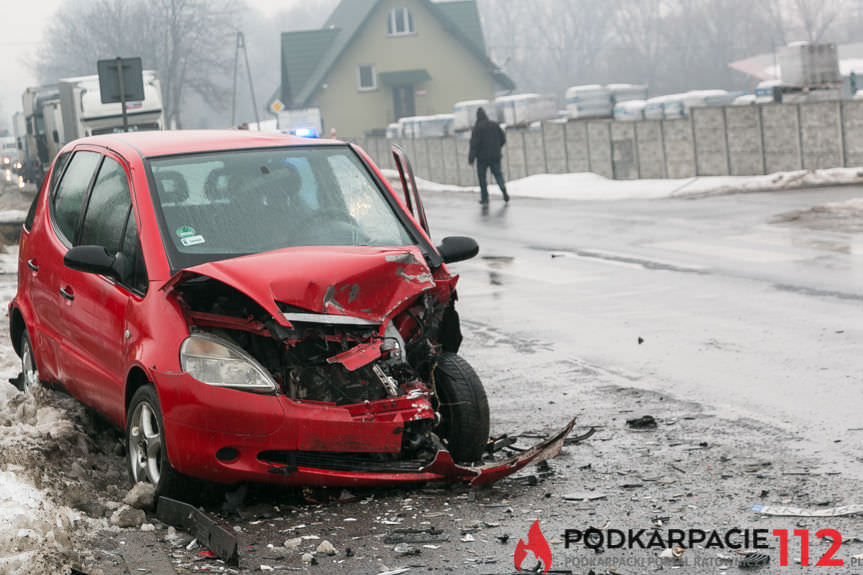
436,236,479,264
64,245,118,276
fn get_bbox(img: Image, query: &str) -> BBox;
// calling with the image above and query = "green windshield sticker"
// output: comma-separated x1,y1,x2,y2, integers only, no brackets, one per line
176,226,196,238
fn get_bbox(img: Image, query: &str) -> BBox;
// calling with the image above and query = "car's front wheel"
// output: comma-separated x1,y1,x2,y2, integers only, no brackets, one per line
126,385,188,498
433,352,490,463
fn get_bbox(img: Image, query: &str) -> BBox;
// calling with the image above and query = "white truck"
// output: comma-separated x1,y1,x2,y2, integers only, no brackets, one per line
58,70,164,138
19,70,164,182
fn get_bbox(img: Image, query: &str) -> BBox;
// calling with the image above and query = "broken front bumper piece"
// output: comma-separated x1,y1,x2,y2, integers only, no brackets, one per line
264,417,576,487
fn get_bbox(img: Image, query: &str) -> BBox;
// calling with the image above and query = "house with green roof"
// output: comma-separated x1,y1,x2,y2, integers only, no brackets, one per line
279,0,514,138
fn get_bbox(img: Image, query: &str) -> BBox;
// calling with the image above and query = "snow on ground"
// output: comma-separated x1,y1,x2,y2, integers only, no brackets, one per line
0,245,98,573
382,165,863,201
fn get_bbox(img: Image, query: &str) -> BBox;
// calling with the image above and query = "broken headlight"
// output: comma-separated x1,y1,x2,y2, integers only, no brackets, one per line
180,333,277,393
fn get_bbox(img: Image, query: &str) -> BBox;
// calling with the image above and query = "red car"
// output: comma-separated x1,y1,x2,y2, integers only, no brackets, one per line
10,131,569,496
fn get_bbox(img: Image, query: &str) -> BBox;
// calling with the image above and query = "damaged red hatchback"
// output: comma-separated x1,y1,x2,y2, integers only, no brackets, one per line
10,131,569,496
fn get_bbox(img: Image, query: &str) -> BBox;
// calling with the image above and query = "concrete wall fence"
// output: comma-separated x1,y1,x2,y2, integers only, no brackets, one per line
357,100,863,184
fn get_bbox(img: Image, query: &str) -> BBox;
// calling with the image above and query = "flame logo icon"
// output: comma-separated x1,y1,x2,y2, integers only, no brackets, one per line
514,520,552,573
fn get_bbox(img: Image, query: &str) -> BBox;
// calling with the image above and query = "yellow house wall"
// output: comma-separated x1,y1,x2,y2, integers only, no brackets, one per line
315,0,496,138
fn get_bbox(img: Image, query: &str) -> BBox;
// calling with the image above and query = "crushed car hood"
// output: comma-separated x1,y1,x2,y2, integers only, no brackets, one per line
162,246,436,325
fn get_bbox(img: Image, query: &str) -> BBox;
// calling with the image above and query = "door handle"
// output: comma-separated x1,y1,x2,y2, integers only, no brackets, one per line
59,286,74,301
26,259,38,272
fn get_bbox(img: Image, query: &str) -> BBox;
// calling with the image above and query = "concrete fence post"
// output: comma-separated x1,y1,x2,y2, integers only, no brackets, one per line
796,104,804,169
758,105,767,175
660,120,668,178
722,107,732,175
839,101,847,168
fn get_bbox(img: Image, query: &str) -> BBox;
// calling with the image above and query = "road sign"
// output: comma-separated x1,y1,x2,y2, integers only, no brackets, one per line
270,99,285,114
97,57,145,132
97,57,145,104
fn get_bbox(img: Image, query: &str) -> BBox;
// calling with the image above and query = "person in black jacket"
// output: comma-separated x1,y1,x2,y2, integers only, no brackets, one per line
468,107,509,204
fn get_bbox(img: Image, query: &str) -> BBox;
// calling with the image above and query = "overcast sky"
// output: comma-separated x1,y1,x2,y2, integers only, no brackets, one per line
0,0,301,133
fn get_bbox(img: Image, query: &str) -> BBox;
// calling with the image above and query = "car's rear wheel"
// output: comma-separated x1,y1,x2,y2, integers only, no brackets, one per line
127,385,188,499
19,331,39,392
433,352,489,463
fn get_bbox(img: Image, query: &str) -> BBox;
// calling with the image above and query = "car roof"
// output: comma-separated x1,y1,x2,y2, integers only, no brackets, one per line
73,130,343,158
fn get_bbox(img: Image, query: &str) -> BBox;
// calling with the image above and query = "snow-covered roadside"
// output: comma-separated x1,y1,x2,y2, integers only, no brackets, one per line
382,165,863,201
0,245,116,573
0,246,76,572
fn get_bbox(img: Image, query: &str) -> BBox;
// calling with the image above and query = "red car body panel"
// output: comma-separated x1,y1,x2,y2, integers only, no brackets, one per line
10,130,571,489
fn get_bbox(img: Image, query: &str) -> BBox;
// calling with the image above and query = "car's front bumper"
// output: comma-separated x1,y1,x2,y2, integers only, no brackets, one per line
155,371,574,487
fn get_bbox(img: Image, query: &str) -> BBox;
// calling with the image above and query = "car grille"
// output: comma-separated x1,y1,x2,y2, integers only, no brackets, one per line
258,450,433,473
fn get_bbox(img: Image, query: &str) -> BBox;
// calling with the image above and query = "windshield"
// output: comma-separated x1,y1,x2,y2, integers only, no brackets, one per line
147,146,415,268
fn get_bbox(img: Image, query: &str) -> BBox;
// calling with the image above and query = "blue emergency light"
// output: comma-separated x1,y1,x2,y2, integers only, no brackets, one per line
293,128,318,138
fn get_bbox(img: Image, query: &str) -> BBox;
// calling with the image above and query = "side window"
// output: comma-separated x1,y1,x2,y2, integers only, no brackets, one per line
24,186,42,232
53,151,101,243
119,211,147,293
358,64,376,91
80,157,132,254
50,152,72,194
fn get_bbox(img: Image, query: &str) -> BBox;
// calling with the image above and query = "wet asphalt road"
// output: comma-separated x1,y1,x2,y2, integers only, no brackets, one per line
8,181,863,574
425,186,863,478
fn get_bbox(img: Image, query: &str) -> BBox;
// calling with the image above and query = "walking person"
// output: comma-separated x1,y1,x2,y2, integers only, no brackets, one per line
468,107,509,204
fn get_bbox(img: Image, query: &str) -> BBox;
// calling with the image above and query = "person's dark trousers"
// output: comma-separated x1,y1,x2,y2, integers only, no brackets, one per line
477,159,510,203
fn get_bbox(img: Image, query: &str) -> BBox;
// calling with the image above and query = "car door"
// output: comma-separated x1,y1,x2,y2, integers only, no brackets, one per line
60,153,139,418
390,144,429,235
388,144,478,268
26,150,101,386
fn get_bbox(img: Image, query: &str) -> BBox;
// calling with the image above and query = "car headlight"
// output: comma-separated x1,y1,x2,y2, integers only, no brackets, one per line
180,333,277,393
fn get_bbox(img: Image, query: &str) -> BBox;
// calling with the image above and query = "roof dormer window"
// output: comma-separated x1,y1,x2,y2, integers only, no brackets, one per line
387,7,414,36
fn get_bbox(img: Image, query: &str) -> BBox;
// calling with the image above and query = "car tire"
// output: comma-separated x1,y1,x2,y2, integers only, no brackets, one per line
433,352,489,463
18,331,39,392
126,385,189,499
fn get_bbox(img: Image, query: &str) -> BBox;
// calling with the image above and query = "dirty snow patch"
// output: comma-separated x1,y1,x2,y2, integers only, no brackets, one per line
0,470,77,572
382,166,863,201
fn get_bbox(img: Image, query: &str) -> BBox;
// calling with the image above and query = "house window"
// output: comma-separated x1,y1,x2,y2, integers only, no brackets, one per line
358,64,376,91
387,7,414,36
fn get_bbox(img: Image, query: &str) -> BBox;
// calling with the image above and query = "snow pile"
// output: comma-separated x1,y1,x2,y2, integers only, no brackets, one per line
0,469,77,573
0,383,84,572
382,166,863,202
0,244,93,572
682,167,863,197
0,382,81,443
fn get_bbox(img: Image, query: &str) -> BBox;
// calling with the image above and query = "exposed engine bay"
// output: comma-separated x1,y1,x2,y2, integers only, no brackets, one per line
171,273,465,460
173,275,460,401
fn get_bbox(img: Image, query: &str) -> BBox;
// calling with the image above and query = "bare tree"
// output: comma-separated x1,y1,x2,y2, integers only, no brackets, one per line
538,0,616,94
36,0,239,128
611,0,667,87
479,0,617,99
477,0,857,99
792,0,845,42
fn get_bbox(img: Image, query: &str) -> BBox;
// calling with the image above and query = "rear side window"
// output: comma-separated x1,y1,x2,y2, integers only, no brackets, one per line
80,157,132,254
24,188,41,232
53,151,101,243
25,151,73,232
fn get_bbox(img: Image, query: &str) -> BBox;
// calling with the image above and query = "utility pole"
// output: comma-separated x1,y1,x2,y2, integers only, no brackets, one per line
231,31,260,130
